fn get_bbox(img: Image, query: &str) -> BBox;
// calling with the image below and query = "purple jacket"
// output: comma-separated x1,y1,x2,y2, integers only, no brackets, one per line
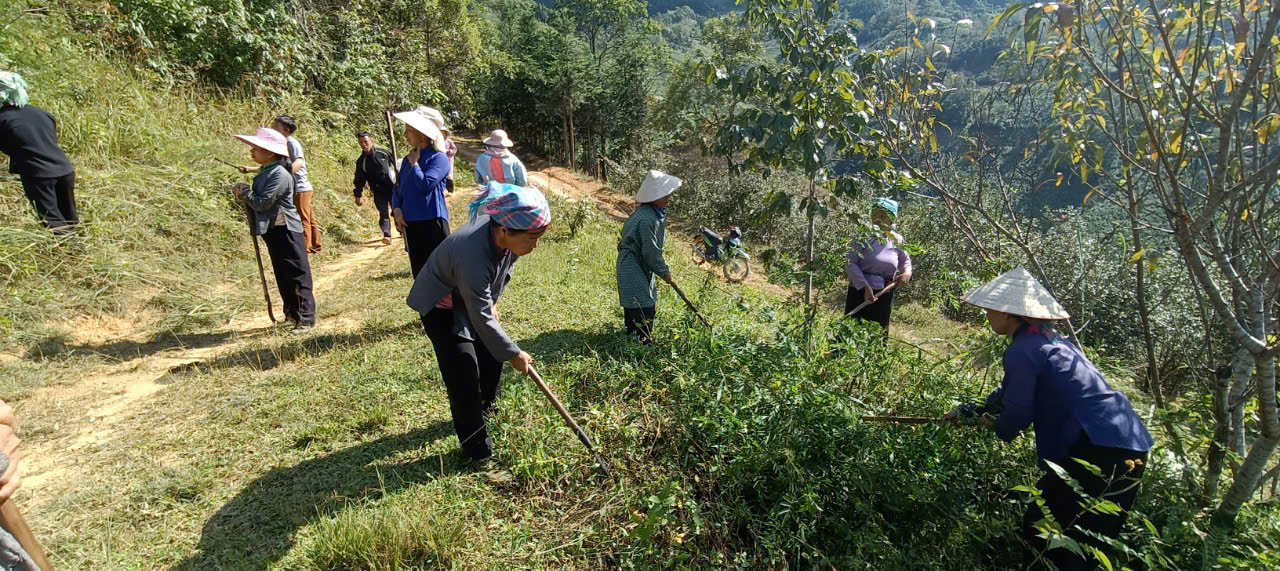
846,235,911,291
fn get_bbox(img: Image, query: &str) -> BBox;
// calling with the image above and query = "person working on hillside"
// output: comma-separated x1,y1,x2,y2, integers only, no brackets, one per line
392,106,452,286
616,170,682,343
945,268,1153,570
232,127,316,332
473,129,527,187
352,131,398,245
271,115,321,254
418,107,459,193
0,71,80,233
405,185,551,465
845,198,911,339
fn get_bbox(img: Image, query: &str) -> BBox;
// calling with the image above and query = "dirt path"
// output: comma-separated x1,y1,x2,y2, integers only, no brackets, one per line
454,136,793,298
18,236,402,493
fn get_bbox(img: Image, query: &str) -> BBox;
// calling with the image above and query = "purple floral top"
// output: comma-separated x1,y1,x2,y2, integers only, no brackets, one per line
846,235,911,291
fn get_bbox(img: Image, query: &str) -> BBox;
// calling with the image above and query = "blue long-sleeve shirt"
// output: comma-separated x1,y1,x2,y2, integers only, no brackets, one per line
984,324,1153,467
392,148,450,222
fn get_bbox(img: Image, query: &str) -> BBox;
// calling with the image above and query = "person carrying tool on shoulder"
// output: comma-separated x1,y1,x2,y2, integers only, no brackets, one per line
231,127,316,333
945,268,1152,570
406,184,550,467
616,170,681,343
352,130,398,245
473,129,527,187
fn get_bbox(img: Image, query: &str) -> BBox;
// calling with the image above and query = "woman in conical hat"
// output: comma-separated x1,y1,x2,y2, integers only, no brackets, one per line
946,267,1153,569
616,170,681,343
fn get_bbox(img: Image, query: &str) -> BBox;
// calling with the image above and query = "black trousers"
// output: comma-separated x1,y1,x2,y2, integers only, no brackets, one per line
373,190,393,238
1023,435,1147,570
261,226,316,325
845,285,895,336
405,218,450,280
20,172,79,230
624,306,656,342
423,308,504,460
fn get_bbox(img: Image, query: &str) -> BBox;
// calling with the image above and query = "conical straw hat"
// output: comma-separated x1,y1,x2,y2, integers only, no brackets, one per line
961,267,1070,320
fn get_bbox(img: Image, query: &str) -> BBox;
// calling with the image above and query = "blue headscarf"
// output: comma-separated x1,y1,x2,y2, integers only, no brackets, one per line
0,72,30,108
873,197,899,218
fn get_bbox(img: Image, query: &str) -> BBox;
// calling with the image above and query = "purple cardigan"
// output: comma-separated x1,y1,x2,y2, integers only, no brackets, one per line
846,235,911,291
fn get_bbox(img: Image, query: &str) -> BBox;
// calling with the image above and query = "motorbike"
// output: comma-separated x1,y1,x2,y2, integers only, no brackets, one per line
692,225,750,282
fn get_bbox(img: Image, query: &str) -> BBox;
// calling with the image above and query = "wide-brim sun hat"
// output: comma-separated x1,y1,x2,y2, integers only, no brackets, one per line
873,197,900,217
633,170,682,203
393,106,447,152
0,71,30,108
484,129,514,148
961,267,1070,320
421,106,449,131
233,127,289,157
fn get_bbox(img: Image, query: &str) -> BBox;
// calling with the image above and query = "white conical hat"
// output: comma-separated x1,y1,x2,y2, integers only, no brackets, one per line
633,170,681,203
961,267,1070,320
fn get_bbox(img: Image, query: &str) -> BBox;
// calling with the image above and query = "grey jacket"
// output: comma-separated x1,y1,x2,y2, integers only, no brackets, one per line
241,161,302,236
406,215,521,361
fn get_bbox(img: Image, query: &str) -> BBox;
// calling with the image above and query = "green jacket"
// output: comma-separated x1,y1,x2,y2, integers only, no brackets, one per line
616,205,670,309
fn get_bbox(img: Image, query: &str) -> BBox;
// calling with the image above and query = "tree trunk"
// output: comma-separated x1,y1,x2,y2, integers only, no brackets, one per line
803,178,816,307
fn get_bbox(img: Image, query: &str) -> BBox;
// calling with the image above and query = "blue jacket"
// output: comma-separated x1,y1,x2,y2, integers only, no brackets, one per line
984,324,1153,467
392,148,450,222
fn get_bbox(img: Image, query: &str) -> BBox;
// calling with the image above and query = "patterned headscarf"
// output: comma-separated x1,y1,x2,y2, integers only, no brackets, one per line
873,197,899,218
0,72,30,108
468,182,551,230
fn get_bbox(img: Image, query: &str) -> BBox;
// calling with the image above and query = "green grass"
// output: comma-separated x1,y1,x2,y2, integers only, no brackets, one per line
0,8,380,351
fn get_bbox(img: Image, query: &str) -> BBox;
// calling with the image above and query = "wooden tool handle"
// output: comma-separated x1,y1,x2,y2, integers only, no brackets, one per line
1,499,53,570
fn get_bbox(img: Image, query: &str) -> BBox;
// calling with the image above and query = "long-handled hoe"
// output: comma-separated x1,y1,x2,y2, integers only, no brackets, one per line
215,157,279,323
842,282,897,320
0,499,53,570
668,281,712,329
527,365,612,477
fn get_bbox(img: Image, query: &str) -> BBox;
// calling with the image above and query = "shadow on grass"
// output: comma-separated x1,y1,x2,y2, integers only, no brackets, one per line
23,326,277,362
174,421,462,570
520,326,638,367
194,321,422,372
371,270,412,282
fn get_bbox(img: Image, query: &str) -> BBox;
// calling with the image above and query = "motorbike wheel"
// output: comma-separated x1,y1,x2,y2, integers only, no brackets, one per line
724,255,750,282
692,244,706,264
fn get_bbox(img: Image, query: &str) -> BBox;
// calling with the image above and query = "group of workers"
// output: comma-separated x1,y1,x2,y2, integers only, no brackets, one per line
2,67,1155,569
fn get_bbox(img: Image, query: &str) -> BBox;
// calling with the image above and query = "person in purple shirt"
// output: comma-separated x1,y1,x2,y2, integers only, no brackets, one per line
946,268,1153,570
845,198,912,337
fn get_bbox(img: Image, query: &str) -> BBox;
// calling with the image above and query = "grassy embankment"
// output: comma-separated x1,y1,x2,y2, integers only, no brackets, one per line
0,9,374,367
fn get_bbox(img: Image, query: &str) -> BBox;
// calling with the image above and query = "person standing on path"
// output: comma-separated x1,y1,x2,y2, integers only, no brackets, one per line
616,170,682,343
473,129,527,187
231,127,316,332
352,131,398,245
0,71,79,233
391,106,452,285
406,185,551,464
844,197,912,339
946,268,1152,570
418,107,459,193
273,114,321,254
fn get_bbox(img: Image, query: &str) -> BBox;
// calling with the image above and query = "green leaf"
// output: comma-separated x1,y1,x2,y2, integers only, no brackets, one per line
1129,249,1146,263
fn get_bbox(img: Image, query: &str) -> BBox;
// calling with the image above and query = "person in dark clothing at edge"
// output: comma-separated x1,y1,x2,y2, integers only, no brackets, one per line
352,131,398,245
391,106,452,288
231,126,317,333
0,71,79,233
406,184,551,470
946,268,1153,570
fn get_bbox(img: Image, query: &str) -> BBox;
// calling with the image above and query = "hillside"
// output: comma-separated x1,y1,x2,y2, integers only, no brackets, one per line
3,0,1280,568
